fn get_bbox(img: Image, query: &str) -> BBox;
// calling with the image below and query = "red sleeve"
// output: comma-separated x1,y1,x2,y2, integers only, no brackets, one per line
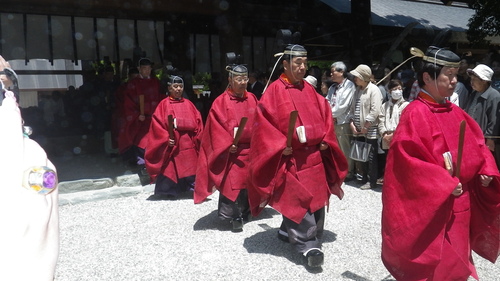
247,84,290,217
144,100,171,181
194,95,233,203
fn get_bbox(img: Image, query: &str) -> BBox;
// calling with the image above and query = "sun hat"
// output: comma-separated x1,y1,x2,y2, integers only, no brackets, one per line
467,64,494,82
350,64,372,82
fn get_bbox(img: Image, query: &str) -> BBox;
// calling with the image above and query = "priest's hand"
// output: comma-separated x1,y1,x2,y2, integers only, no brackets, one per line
282,147,293,156
452,182,463,196
480,175,493,187
168,138,175,146
138,114,146,121
229,144,237,154
319,142,328,151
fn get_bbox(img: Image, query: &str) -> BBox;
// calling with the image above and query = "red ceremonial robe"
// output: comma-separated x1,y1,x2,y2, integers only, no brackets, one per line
382,93,500,281
194,89,258,204
119,76,162,153
144,96,203,183
248,74,348,224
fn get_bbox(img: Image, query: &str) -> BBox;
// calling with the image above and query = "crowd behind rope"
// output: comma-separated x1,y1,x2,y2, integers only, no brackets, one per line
315,51,500,189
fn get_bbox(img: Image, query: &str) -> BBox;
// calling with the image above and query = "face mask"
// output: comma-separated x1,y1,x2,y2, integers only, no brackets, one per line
391,89,403,100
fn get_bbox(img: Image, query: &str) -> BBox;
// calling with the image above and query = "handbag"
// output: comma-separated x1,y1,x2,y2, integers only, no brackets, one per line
349,138,372,162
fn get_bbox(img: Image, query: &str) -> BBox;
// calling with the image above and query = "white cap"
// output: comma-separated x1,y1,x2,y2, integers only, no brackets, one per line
467,64,494,82
304,75,317,87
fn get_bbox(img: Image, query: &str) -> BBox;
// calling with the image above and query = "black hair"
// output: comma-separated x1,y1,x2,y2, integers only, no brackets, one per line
417,62,443,88
387,79,403,90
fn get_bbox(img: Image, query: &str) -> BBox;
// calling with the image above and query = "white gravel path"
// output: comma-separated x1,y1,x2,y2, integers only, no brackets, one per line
55,183,500,281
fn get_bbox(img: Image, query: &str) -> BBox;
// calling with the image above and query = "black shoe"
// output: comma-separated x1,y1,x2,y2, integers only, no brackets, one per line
344,175,356,182
140,166,149,176
146,194,177,201
231,217,244,232
305,249,324,268
355,179,368,185
277,230,289,243
241,212,251,223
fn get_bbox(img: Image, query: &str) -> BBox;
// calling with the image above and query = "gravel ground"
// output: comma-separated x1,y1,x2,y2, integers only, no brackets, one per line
55,183,500,281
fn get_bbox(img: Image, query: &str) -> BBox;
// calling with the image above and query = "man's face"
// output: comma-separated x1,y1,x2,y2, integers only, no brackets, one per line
284,56,307,83
168,83,184,98
138,65,152,78
425,66,458,99
229,75,249,96
330,67,344,83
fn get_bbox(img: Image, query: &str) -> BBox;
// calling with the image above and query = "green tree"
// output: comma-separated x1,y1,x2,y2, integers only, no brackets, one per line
467,0,500,43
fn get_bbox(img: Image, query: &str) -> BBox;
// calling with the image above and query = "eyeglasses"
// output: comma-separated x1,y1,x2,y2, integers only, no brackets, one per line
233,77,249,83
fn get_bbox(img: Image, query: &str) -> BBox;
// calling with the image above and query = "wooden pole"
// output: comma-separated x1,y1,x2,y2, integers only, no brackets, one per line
286,111,298,147
168,114,175,140
456,120,466,178
232,117,248,146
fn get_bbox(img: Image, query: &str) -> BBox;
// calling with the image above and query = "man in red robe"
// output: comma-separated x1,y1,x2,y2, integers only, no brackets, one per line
119,58,163,167
382,47,500,280
145,76,203,200
111,67,139,152
195,64,258,231
248,44,348,268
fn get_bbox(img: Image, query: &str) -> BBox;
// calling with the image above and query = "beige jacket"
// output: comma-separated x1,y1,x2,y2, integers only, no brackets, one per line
347,82,384,131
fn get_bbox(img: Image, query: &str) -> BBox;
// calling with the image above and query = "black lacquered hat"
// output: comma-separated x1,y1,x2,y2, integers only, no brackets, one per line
411,46,460,68
138,58,152,66
226,64,248,76
168,75,184,85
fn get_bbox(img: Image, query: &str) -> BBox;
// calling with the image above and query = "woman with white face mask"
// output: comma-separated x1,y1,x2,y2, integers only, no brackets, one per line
377,79,409,186
378,79,409,150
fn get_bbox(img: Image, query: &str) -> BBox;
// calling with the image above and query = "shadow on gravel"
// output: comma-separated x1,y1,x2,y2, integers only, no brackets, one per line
242,227,337,273
341,271,396,281
192,210,235,232
146,190,194,201
192,207,280,232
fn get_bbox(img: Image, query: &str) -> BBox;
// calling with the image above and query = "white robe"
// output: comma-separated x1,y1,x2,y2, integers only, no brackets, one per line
0,92,59,281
